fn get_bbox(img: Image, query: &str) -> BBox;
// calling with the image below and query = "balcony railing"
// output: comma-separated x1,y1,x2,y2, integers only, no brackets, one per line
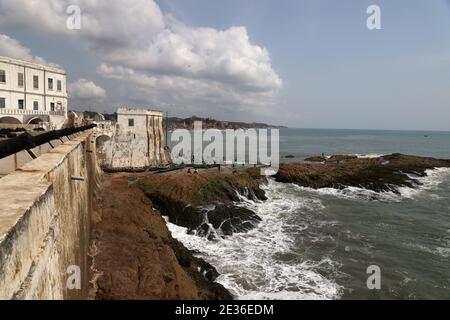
0,108,65,117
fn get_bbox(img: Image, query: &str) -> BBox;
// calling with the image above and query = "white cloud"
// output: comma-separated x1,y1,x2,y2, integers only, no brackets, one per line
107,19,283,93
0,0,165,49
0,34,47,64
97,63,275,117
69,79,106,100
0,0,283,116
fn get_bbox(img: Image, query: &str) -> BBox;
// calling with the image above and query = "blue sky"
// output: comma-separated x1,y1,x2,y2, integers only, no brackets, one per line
1,0,450,130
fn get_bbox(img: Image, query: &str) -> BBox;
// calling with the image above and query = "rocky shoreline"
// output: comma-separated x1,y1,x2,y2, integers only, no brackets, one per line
89,173,233,300
138,168,267,240
89,154,450,300
277,153,450,193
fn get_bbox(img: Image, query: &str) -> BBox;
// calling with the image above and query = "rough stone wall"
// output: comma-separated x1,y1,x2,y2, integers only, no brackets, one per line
48,115,67,130
109,122,150,168
0,131,100,300
147,116,156,165
97,110,167,169
154,116,165,164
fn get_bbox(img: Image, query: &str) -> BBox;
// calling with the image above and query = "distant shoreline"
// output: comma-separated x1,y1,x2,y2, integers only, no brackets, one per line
279,127,450,133
164,116,288,131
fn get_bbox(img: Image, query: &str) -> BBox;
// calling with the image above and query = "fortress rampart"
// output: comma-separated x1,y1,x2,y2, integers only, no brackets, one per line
0,130,100,299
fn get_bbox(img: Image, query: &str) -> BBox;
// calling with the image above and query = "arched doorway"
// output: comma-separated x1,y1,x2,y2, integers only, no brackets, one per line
95,135,111,166
96,135,111,149
27,117,45,125
0,116,22,125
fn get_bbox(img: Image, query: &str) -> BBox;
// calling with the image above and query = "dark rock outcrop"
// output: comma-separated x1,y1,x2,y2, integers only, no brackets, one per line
138,169,267,239
305,155,327,162
144,191,204,231
277,154,450,193
200,205,262,237
90,173,233,300
327,154,358,162
145,191,261,240
305,154,358,163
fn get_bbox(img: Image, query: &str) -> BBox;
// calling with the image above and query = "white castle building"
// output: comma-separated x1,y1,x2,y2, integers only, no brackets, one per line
95,108,168,169
0,56,68,129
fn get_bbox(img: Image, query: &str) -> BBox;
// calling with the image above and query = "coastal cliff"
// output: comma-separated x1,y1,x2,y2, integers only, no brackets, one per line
89,173,232,300
138,168,267,239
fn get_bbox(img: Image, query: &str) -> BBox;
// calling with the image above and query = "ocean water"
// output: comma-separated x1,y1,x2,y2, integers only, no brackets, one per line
278,128,450,161
167,129,450,300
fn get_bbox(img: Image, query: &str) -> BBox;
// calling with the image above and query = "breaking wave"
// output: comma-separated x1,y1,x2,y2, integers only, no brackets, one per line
166,179,343,300
355,153,384,159
292,167,450,202
398,167,450,199
165,167,450,300
293,185,402,202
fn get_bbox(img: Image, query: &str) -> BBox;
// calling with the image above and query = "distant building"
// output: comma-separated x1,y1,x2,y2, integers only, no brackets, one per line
0,56,68,129
66,111,85,128
96,108,167,168
92,112,105,123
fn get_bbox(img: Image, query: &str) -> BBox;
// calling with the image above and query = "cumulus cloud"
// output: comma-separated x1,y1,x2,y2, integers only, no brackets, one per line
69,79,106,100
110,19,283,93
0,34,47,64
0,0,165,43
98,63,276,112
0,0,282,116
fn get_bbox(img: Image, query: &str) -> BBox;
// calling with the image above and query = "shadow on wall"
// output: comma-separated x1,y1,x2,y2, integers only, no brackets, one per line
0,130,101,299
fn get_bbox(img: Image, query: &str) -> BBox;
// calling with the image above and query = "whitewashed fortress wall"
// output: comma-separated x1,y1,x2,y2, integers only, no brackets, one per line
96,108,167,169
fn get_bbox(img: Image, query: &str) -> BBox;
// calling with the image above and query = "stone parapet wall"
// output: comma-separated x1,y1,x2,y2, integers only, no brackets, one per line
0,130,100,299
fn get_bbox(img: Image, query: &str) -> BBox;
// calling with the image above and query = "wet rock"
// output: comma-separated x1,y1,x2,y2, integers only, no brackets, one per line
327,155,358,162
145,191,262,239
277,154,450,193
235,187,268,202
166,237,233,299
201,205,262,237
139,169,267,239
253,188,268,201
305,155,327,162
144,191,204,231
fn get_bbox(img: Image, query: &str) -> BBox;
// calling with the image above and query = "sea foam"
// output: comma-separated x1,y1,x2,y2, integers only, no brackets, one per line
166,179,343,300
166,167,450,300
291,167,450,202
